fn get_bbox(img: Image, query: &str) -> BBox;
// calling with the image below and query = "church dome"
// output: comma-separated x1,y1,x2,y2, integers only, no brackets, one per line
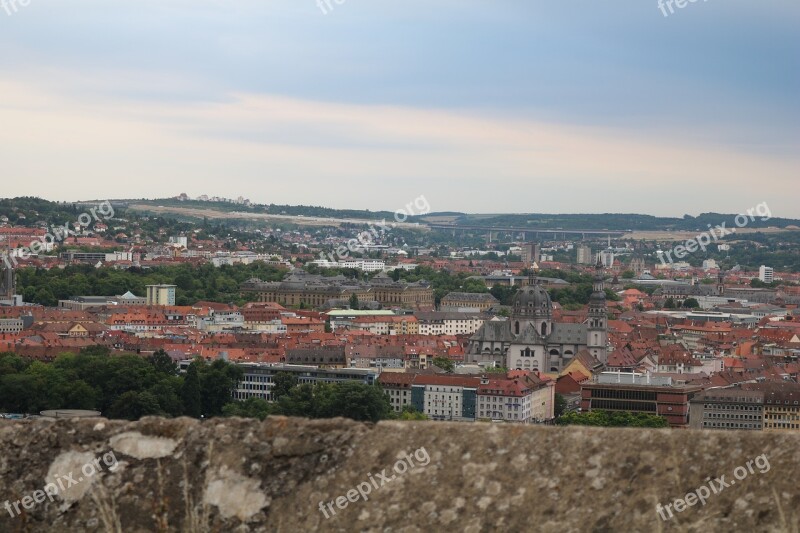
512,284,553,318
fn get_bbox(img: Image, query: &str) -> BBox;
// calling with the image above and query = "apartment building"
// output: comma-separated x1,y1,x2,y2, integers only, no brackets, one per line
146,284,176,307
349,315,419,335
477,376,533,422
761,383,800,431
415,312,486,336
379,370,554,423
412,374,480,421
689,388,764,430
689,383,800,431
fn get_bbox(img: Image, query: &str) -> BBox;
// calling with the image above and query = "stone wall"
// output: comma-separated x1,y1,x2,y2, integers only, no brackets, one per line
0,417,797,532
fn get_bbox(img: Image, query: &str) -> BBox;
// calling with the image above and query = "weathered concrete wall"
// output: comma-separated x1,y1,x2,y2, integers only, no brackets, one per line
0,417,797,532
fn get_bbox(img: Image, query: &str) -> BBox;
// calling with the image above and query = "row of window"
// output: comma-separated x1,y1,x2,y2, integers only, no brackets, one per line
703,404,760,411
478,412,526,419
703,422,761,429
704,413,759,420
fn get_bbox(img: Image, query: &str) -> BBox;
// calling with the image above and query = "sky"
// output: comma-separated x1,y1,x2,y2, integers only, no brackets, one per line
0,0,797,217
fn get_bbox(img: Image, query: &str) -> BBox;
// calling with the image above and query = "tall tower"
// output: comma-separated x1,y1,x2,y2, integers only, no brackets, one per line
587,257,608,363
0,261,15,301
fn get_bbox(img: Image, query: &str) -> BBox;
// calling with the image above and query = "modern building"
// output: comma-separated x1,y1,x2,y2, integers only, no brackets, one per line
580,372,705,428
0,262,17,305
339,259,386,272
576,245,593,265
689,388,764,431
146,284,176,306
60,251,133,263
759,265,774,284
231,363,378,402
521,243,541,267
599,250,614,269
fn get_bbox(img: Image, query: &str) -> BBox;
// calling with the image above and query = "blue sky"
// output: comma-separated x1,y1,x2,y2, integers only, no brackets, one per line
0,0,797,217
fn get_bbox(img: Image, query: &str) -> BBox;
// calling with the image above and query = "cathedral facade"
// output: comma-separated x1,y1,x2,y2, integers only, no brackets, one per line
467,261,608,372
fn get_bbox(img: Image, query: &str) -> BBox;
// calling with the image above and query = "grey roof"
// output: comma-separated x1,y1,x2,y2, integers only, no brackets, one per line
547,323,588,345
515,323,543,344
470,320,513,343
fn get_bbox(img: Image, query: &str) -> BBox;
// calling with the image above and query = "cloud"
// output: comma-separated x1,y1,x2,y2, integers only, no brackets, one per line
0,72,797,217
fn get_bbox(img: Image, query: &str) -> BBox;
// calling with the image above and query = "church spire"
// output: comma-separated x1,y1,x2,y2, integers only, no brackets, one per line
587,255,608,364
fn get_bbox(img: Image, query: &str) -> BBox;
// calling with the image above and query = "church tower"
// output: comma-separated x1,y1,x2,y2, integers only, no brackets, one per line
587,256,608,363
512,271,552,338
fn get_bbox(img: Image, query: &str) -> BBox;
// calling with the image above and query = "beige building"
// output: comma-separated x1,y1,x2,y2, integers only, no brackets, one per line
146,284,176,306
241,271,433,310
350,315,419,335
440,292,498,312
415,312,487,336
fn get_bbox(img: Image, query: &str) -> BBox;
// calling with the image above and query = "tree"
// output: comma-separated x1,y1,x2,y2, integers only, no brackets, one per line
223,397,273,420
148,379,183,417
621,270,635,279
198,359,243,417
554,393,567,418
148,350,177,376
272,372,298,401
431,357,455,373
349,293,359,310
108,391,163,420
313,382,392,422
397,405,428,420
556,410,668,428
182,364,202,418
683,298,700,309
664,298,676,309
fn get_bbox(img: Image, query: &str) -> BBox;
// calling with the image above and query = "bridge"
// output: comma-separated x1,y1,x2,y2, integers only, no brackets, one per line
424,223,632,241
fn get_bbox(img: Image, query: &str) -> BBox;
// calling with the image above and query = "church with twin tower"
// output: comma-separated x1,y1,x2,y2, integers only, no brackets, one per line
467,259,608,372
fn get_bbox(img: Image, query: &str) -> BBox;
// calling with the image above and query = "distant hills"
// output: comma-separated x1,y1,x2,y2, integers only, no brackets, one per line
2,197,799,233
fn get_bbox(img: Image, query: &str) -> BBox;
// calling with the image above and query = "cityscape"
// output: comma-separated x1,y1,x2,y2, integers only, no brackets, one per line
1,1,798,532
